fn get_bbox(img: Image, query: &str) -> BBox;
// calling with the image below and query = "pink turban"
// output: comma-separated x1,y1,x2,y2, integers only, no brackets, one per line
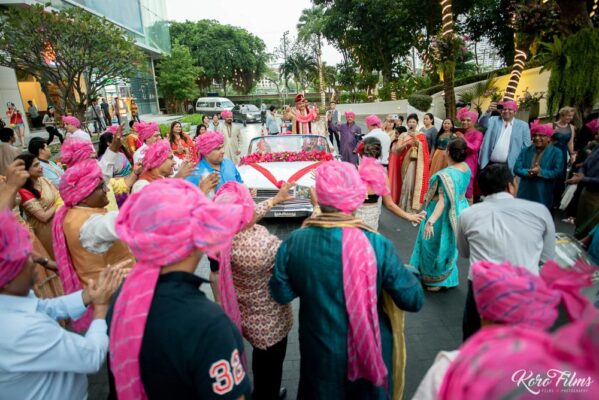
456,107,478,122
197,131,224,156
221,110,233,119
142,139,171,172
52,159,104,331
314,161,387,386
105,124,119,134
344,111,356,119
135,121,159,143
60,138,95,167
585,118,599,134
109,179,243,400
359,156,390,197
500,100,518,112
365,114,381,127
530,119,554,137
213,182,256,331
0,209,32,288
316,161,366,214
472,260,594,330
439,325,598,400
62,116,80,128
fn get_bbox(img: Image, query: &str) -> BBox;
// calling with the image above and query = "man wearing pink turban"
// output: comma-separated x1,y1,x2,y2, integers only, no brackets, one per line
52,159,134,331
216,110,241,164
438,314,599,400
108,179,251,400
0,208,125,400
269,160,423,399
338,111,362,165
213,181,294,400
514,119,563,209
132,121,161,164
131,139,176,193
413,259,595,400
479,99,531,172
363,114,391,166
456,107,483,201
63,115,92,143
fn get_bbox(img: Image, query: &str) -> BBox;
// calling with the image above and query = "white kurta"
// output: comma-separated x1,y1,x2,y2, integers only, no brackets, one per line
218,123,240,164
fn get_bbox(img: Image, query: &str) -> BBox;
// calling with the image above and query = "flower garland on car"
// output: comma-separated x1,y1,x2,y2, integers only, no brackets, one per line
240,150,333,165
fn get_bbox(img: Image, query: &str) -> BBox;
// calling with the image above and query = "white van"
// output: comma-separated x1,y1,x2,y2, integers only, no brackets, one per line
195,97,235,116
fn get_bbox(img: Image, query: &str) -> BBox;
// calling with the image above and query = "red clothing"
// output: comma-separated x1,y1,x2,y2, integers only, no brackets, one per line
18,188,38,204
7,110,23,125
170,133,198,164
388,134,430,206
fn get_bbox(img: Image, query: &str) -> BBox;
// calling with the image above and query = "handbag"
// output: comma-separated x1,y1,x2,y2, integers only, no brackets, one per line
409,145,418,160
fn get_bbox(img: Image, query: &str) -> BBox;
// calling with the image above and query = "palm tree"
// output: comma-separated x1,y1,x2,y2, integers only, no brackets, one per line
297,6,327,108
279,52,318,93
457,75,499,114
440,0,457,118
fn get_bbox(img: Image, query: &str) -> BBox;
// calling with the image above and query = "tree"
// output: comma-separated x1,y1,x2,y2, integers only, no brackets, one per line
0,4,145,120
170,20,269,95
437,0,459,118
279,51,318,93
156,43,202,113
297,6,327,108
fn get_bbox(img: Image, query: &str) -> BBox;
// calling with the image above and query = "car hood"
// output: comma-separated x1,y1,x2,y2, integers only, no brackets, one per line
238,161,318,188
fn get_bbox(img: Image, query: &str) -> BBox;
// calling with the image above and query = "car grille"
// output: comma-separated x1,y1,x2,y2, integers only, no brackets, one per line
256,189,279,197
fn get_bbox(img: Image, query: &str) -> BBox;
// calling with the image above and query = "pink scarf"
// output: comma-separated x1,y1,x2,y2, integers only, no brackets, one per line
52,159,103,331
358,156,390,197
109,179,243,400
213,182,256,332
315,161,388,387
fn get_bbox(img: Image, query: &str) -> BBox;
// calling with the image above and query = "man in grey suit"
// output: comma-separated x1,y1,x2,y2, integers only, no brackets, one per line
457,164,556,341
478,100,531,172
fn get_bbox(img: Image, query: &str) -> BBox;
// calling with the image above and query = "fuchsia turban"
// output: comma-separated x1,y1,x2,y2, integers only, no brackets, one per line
197,131,224,156
52,159,104,332
315,160,387,387
586,118,599,134
62,116,80,128
500,100,518,112
472,260,594,330
456,107,478,122
141,139,171,172
358,156,390,197
60,138,95,167
105,124,119,134
221,110,233,119
365,114,382,127
109,179,243,400
438,321,599,400
134,121,159,143
213,182,256,332
344,111,356,119
0,209,32,288
316,161,366,214
530,119,554,137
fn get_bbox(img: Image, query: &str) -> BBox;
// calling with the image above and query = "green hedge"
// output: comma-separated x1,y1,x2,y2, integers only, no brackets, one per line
408,94,433,111
180,113,205,125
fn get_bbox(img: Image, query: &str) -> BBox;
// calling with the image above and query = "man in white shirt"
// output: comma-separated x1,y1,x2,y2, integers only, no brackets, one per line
62,116,92,143
456,164,556,340
363,114,391,166
478,100,531,172
0,209,125,400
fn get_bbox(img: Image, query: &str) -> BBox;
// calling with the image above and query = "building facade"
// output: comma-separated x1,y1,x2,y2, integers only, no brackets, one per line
0,0,170,134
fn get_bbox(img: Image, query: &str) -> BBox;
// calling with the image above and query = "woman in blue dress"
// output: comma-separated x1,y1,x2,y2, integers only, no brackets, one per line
552,106,576,207
410,138,471,291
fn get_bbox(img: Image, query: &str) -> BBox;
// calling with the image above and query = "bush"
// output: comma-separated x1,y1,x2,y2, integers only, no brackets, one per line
180,113,204,125
159,124,169,138
408,94,433,111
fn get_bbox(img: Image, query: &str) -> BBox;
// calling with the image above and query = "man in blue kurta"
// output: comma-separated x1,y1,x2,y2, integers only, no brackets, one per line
514,121,563,209
269,161,424,400
478,100,531,172
337,111,362,165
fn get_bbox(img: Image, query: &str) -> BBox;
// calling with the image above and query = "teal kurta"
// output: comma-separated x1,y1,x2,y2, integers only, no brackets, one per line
514,144,563,209
410,166,471,287
269,226,423,400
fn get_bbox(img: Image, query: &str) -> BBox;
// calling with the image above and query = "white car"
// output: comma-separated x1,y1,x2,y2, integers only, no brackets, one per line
238,134,336,218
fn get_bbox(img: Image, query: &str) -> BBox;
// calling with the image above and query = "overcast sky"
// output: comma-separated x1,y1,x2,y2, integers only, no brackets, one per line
165,0,343,65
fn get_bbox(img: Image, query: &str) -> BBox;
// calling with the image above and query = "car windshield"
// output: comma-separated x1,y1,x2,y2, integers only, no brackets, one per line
248,135,330,154
222,101,234,108
244,105,259,112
